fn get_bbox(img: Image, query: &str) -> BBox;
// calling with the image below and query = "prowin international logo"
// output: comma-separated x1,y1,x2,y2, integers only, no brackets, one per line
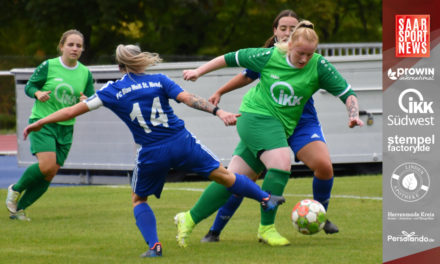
390,162,430,202
387,67,435,81
387,231,435,243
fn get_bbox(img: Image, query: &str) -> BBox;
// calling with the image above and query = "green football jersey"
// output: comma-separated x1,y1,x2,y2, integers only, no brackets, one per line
25,57,95,126
224,47,355,136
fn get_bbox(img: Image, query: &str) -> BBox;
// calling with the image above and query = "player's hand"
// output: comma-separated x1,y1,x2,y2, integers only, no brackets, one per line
183,69,200,81
208,92,221,106
35,91,51,102
79,92,87,102
216,109,241,126
349,117,364,128
23,122,43,140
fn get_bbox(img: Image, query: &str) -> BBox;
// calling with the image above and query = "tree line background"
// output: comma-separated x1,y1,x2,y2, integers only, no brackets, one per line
0,0,382,130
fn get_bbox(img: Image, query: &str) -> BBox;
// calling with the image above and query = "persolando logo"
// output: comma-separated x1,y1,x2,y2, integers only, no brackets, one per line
387,231,435,243
387,67,435,81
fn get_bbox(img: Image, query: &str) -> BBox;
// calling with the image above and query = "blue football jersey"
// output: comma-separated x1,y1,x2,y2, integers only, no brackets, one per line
95,73,186,146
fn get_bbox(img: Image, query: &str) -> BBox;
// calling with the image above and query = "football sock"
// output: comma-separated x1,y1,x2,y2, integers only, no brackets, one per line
16,178,50,210
210,194,244,233
313,177,334,211
226,173,268,201
190,182,232,224
260,168,290,226
13,163,45,193
134,203,159,247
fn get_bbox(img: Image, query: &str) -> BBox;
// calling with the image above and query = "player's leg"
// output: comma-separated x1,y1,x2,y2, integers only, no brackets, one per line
8,124,68,220
296,140,333,207
133,194,162,258
295,141,338,233
131,147,167,257
235,112,291,246
258,148,292,246
174,130,284,247
17,152,58,206
202,155,260,242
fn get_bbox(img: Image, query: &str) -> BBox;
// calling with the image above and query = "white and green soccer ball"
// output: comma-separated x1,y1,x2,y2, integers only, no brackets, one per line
291,199,327,235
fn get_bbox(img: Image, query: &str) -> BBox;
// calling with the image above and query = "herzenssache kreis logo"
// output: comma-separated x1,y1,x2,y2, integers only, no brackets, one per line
395,15,430,57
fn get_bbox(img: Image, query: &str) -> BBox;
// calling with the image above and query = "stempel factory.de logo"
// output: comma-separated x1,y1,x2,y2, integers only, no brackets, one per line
395,15,430,57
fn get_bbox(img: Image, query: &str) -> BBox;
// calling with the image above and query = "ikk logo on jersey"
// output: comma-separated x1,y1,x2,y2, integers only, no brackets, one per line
54,79,77,105
270,81,303,106
395,15,430,57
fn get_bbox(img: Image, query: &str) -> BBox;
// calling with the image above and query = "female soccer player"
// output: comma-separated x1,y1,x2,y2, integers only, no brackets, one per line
182,20,363,246
22,44,285,257
6,29,95,221
202,10,338,243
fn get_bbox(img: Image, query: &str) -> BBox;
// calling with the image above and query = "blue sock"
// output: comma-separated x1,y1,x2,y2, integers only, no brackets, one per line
227,173,268,202
211,195,244,233
134,203,159,248
313,177,334,211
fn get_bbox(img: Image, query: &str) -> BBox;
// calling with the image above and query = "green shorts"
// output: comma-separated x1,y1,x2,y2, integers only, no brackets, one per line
233,112,289,174
29,119,74,166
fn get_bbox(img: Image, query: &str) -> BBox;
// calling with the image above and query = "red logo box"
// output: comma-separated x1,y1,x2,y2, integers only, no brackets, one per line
395,15,430,57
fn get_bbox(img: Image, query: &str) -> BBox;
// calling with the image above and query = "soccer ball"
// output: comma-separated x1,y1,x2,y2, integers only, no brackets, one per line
291,199,327,235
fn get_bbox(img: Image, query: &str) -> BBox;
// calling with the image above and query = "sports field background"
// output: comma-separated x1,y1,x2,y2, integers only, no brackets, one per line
0,175,382,264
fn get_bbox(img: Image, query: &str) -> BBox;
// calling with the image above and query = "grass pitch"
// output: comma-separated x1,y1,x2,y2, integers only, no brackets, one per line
0,175,382,264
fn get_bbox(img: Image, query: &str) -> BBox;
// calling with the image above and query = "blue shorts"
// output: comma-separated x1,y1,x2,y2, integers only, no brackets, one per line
288,119,326,162
131,129,220,198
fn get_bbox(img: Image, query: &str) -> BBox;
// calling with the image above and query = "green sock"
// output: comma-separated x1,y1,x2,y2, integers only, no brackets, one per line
260,168,291,226
189,182,232,224
17,179,51,210
13,163,46,193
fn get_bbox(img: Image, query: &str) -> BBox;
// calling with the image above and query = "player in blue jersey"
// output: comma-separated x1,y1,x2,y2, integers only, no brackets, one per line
22,44,285,257
202,10,338,243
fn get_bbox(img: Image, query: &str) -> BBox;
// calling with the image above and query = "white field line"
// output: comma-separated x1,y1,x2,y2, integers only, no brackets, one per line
101,185,382,201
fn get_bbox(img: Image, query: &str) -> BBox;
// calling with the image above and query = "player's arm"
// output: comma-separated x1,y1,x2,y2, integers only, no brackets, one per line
317,55,363,128
25,60,51,102
183,56,227,81
176,90,240,126
345,95,363,128
209,72,254,106
23,102,90,139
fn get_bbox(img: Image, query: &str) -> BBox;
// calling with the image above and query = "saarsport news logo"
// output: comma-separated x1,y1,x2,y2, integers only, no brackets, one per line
390,162,430,203
395,15,430,57
387,67,435,81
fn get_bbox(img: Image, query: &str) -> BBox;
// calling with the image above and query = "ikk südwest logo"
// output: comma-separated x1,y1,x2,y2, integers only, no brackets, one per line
396,15,430,57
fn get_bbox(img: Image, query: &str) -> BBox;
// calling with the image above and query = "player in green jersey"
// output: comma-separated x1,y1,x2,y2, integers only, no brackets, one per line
180,20,363,246
202,10,339,243
5,29,95,221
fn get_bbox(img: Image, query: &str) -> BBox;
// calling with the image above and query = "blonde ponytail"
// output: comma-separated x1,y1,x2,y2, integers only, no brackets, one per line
116,44,162,73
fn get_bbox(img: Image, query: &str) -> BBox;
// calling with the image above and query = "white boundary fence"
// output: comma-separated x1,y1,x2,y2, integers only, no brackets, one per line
10,43,382,184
